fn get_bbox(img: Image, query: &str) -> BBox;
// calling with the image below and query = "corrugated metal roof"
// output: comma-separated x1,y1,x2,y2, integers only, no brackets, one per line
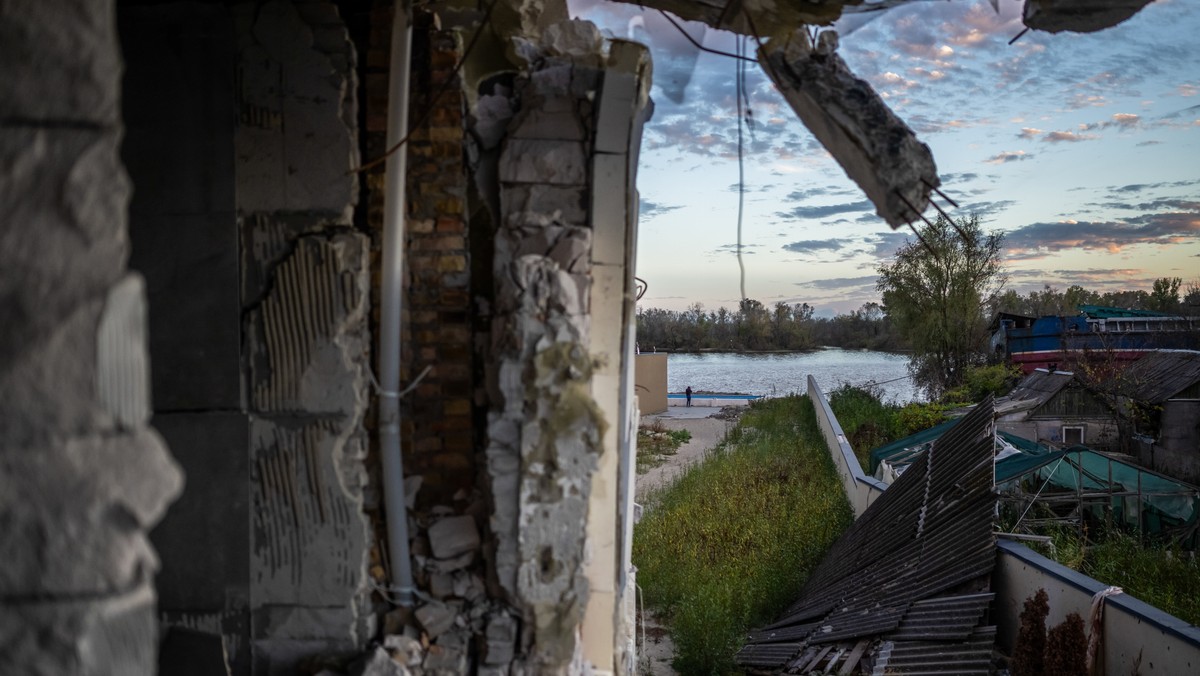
995,369,1074,415
736,400,999,674
1120,350,1200,403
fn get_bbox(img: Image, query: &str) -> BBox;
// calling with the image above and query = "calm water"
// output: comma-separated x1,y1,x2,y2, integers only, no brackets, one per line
664,348,920,403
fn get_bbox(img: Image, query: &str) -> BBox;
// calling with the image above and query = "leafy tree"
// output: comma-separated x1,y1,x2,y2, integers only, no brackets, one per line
877,214,1006,399
1149,276,1182,314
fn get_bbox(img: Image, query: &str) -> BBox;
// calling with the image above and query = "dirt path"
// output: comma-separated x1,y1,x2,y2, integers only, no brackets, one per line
634,407,742,674
636,414,735,502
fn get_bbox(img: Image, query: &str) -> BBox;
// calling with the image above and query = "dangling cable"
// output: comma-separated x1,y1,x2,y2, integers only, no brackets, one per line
736,34,747,301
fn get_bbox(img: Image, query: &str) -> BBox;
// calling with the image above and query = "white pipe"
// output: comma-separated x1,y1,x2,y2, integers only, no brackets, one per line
379,1,415,606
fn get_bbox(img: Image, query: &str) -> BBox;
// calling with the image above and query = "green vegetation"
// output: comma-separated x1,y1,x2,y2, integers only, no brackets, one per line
636,421,691,473
1030,528,1200,626
826,383,974,469
877,214,1007,399
992,277,1200,318
633,396,853,674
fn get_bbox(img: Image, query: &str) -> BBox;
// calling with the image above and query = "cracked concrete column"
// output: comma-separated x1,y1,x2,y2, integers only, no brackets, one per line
0,1,183,673
480,20,652,674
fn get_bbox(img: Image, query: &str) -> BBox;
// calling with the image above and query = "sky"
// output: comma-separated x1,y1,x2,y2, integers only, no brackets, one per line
566,0,1200,316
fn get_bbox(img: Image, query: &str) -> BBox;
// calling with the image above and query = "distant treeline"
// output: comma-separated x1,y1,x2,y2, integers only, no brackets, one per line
636,298,907,353
991,280,1200,318
636,280,1200,354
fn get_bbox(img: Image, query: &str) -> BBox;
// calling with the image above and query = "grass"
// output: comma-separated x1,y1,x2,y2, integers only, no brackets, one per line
633,396,853,674
1030,527,1200,626
636,420,692,473
826,383,967,471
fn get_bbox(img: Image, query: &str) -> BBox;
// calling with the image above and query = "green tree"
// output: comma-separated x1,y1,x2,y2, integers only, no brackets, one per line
1149,276,1182,314
877,214,1006,399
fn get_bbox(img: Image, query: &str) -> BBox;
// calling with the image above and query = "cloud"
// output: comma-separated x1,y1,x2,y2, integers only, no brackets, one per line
776,200,874,220
794,275,878,291
962,200,1017,219
639,198,682,220
781,239,845,253
1005,211,1200,256
711,243,762,255
1042,130,1099,143
1018,127,1043,139
1179,83,1198,97
865,232,912,259
986,150,1032,164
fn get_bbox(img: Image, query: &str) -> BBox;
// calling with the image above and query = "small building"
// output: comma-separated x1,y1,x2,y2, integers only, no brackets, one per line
995,368,1120,451
1118,350,1200,484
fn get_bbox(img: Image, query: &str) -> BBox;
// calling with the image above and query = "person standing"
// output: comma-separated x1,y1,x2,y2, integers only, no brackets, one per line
685,386,693,407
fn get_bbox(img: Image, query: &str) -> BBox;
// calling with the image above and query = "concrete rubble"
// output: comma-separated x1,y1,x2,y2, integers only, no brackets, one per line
759,29,938,229
1022,0,1157,34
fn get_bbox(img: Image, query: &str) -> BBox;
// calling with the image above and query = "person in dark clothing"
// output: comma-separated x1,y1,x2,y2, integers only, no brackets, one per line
685,386,692,407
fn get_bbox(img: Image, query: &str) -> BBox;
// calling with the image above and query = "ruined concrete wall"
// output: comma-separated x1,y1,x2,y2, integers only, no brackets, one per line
0,1,183,673
234,1,375,671
478,24,651,674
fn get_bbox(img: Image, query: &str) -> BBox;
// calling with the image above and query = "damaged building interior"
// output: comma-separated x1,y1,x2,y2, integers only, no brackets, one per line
0,0,1166,674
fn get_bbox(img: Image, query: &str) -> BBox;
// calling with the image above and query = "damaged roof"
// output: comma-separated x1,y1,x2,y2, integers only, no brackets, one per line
736,399,999,674
994,369,1076,417
1119,350,1200,404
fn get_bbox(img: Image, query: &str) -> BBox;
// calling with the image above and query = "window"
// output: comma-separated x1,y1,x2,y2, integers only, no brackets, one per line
1062,425,1084,446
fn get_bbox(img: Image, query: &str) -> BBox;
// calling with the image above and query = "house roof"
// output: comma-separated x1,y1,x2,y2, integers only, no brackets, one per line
1078,304,1173,319
1120,350,1200,403
994,369,1075,417
736,399,998,674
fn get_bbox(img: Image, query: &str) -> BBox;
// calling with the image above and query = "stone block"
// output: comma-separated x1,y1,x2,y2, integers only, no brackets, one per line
414,602,456,639
0,583,158,676
590,153,630,267
248,418,370,610
499,139,587,186
383,633,424,667
247,233,370,416
0,0,120,123
151,412,250,612
119,3,237,218
0,429,182,596
427,515,480,560
235,0,357,217
131,212,242,411
423,629,468,673
0,128,128,385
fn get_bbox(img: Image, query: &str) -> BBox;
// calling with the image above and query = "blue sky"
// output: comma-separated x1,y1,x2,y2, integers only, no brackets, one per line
567,0,1200,316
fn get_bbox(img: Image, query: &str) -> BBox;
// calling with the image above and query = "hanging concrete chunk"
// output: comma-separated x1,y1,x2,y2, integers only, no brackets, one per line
1023,0,1155,34
759,29,937,229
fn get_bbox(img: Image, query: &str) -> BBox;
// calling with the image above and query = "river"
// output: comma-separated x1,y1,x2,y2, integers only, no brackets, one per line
663,348,921,403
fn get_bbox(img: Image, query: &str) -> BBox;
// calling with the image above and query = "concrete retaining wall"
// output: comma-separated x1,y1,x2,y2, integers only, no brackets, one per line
995,539,1200,674
805,376,886,518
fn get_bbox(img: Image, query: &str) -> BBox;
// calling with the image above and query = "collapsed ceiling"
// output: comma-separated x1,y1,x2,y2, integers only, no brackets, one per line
594,0,1158,229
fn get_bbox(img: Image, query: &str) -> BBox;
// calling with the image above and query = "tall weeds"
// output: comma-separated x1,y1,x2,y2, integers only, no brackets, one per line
633,396,853,674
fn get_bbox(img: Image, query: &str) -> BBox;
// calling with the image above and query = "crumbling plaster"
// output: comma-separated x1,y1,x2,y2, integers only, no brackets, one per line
467,18,649,673
234,1,377,670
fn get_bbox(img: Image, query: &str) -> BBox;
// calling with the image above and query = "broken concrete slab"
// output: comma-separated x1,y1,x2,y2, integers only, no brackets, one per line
427,514,481,559
1023,0,1156,34
759,29,937,230
415,602,458,639
383,633,424,667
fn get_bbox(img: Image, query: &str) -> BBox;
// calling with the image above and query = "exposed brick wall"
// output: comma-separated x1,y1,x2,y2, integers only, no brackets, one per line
364,4,475,509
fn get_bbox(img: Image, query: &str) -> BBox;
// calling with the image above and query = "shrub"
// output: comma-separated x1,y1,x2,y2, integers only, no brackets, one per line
1011,588,1048,676
1044,612,1087,676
